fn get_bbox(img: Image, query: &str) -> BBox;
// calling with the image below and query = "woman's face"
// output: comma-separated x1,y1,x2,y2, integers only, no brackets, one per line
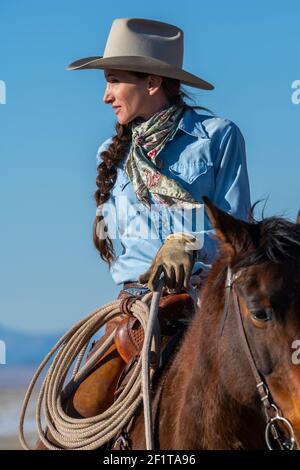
103,69,167,125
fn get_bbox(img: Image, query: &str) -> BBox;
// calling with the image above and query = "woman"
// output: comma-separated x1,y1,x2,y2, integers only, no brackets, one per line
66,17,251,417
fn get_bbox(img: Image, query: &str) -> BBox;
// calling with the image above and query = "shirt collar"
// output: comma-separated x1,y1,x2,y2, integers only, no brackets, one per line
170,107,209,140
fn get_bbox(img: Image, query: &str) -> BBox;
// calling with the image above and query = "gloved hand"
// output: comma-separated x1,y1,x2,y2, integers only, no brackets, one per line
138,233,197,292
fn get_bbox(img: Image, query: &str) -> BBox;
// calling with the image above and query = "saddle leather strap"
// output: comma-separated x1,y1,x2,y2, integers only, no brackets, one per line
114,356,139,401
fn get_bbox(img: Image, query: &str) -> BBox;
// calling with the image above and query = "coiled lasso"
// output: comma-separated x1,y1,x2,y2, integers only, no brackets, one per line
19,279,165,450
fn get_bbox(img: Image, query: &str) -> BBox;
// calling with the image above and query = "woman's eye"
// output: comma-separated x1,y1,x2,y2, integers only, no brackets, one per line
251,308,273,322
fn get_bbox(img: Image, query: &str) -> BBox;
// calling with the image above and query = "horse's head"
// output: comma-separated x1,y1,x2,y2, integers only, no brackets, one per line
203,197,300,449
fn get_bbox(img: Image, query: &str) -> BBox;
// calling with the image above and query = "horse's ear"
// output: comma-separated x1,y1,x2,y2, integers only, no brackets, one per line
203,196,258,256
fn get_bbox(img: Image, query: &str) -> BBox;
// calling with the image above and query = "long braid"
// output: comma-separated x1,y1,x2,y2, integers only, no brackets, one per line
93,122,131,266
93,72,213,266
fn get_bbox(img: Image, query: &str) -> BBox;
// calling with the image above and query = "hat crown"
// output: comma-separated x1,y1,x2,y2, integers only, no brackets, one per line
103,18,183,68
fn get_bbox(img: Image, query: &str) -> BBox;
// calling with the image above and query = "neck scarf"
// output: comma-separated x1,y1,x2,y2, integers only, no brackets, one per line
125,103,200,209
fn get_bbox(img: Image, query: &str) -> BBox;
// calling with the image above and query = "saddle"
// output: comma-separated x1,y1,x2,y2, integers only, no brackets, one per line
70,290,196,423
114,292,195,364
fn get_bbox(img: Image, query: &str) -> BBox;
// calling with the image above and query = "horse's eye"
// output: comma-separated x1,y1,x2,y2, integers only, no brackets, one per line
251,308,273,322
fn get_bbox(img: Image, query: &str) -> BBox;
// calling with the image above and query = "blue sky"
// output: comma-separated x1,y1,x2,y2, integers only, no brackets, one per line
0,0,299,332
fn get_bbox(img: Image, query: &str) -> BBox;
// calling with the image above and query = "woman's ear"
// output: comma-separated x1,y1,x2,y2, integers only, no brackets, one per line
147,75,163,95
202,196,259,257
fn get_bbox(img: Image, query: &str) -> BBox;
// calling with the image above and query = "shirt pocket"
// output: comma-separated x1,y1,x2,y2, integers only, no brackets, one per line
169,139,213,184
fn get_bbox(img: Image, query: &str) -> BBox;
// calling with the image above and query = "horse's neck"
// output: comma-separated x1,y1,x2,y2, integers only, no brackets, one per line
158,280,266,449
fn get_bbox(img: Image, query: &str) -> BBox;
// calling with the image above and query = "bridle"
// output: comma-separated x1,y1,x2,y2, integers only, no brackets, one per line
221,267,298,450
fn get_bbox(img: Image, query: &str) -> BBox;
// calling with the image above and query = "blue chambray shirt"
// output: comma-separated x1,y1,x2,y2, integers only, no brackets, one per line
96,108,251,286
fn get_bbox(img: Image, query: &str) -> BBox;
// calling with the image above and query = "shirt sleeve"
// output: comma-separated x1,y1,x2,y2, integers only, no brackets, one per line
96,137,113,166
194,122,252,275
213,122,251,220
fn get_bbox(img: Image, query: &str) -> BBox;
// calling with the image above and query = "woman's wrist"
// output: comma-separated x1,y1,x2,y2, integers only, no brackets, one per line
165,232,197,244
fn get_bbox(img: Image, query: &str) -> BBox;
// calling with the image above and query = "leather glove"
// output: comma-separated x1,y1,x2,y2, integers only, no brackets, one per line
138,233,197,292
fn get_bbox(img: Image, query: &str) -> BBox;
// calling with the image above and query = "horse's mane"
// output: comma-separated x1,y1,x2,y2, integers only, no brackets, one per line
209,207,300,293
236,214,300,267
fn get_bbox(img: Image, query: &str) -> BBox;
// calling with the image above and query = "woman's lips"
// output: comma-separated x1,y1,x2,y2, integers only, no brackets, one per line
114,107,121,114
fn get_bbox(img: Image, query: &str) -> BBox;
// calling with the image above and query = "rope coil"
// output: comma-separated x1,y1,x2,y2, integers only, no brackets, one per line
19,284,163,450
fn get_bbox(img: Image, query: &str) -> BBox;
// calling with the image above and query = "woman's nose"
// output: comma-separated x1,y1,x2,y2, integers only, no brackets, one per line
103,84,113,104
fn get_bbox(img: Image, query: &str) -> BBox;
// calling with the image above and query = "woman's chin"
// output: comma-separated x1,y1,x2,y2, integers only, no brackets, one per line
117,116,130,125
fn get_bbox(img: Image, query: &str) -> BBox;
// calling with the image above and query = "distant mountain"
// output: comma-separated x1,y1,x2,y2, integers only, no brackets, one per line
0,324,63,365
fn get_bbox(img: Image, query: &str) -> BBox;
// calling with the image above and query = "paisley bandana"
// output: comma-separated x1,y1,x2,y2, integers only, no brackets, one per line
126,103,200,209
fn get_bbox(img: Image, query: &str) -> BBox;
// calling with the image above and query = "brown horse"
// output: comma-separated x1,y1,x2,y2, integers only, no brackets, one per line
35,199,300,450
124,197,300,449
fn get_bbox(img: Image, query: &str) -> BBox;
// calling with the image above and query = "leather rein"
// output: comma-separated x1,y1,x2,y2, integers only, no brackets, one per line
221,267,297,450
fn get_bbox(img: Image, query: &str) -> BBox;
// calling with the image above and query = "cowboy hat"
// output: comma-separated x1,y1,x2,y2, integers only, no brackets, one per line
66,17,214,90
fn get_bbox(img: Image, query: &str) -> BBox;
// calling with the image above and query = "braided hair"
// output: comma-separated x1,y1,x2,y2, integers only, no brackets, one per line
93,71,212,266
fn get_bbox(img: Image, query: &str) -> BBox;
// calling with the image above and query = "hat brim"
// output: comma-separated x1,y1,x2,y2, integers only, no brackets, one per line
66,55,214,90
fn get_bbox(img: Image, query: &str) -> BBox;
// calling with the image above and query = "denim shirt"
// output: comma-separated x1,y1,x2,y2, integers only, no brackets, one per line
96,108,251,285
